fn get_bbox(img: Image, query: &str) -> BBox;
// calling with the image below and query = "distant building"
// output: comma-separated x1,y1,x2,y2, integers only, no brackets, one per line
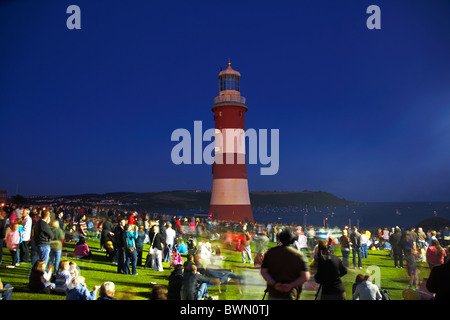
0,190,7,204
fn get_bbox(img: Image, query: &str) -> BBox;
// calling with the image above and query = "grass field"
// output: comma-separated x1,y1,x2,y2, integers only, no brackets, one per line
0,235,431,300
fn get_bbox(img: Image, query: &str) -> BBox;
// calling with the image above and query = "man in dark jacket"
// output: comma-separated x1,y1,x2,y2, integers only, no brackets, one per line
33,210,53,268
389,227,403,268
113,219,126,274
350,226,362,269
167,264,184,300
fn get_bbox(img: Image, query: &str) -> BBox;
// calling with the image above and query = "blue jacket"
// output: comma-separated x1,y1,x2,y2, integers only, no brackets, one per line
66,283,97,300
123,230,138,250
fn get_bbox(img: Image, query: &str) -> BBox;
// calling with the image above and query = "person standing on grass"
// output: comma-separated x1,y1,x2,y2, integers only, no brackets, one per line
123,224,139,275
49,220,65,272
241,231,253,264
114,219,126,274
339,229,351,268
390,227,404,268
164,223,176,263
426,239,446,269
33,210,53,269
260,227,310,300
5,222,21,268
136,225,146,267
150,225,164,272
350,226,362,269
314,240,347,300
20,208,32,264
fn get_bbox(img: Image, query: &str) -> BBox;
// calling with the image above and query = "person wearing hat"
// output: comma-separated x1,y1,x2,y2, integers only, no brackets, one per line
260,227,310,300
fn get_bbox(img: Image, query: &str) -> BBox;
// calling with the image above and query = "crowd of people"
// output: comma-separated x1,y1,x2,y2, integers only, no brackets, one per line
1,202,450,300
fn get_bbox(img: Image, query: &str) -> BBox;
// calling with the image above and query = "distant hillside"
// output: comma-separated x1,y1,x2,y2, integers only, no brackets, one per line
27,190,358,210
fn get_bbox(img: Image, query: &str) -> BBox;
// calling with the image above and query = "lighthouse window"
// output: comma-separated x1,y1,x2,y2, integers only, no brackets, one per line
219,74,240,92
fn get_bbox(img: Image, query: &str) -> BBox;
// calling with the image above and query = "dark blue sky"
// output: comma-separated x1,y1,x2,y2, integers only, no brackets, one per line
1,0,450,202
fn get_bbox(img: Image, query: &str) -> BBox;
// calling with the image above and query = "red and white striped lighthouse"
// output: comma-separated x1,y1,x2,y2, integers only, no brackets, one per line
209,62,254,223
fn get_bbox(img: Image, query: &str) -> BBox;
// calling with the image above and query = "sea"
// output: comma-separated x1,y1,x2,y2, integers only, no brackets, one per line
162,202,450,229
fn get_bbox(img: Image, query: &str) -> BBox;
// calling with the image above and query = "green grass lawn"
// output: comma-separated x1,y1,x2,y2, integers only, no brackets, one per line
0,236,430,300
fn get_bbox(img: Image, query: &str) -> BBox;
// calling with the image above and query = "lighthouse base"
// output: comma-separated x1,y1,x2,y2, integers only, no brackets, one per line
209,204,254,223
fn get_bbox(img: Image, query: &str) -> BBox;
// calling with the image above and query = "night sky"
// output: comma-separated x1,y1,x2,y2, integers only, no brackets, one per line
1,0,450,202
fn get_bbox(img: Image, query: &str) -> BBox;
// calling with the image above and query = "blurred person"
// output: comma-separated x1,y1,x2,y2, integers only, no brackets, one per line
426,239,446,269
54,260,72,294
66,275,100,300
72,236,92,259
352,275,382,300
123,224,138,275
314,240,347,300
114,219,127,273
0,210,7,265
405,249,419,289
150,224,164,271
426,258,450,300
136,225,146,267
205,256,243,294
417,227,427,249
181,265,219,300
168,264,184,300
5,222,21,268
443,227,450,248
352,274,365,297
390,227,404,268
33,210,54,268
151,285,168,300
241,231,253,264
97,281,117,300
350,226,362,269
28,259,55,293
164,222,176,263
429,230,438,247
260,227,310,300
49,220,65,272
307,226,316,251
361,230,369,259
339,229,351,267
20,208,32,264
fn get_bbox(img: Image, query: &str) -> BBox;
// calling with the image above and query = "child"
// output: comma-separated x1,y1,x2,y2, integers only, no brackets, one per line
54,260,72,294
5,222,21,268
66,275,100,300
69,261,79,279
28,259,55,293
72,236,91,259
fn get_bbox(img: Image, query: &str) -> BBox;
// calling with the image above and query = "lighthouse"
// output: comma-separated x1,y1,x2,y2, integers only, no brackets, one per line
209,62,254,223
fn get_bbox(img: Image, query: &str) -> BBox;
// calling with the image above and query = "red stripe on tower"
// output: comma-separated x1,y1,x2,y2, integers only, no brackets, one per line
209,62,254,223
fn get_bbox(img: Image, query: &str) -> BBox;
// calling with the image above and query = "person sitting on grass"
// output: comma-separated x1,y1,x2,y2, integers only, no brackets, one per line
72,236,92,259
180,265,220,300
97,281,117,300
205,256,243,294
28,259,55,293
54,260,72,295
66,275,100,300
